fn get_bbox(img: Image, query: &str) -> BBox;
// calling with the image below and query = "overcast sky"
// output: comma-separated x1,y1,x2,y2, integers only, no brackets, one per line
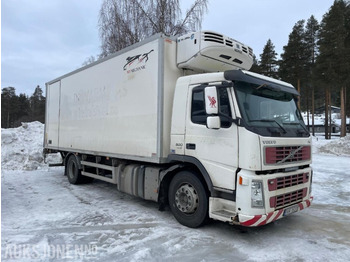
2,0,335,95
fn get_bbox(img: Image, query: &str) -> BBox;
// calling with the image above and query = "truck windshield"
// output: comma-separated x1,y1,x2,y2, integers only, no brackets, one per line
234,81,309,137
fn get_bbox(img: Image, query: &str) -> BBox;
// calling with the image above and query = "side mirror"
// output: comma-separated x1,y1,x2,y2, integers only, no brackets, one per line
204,86,218,115
207,116,221,129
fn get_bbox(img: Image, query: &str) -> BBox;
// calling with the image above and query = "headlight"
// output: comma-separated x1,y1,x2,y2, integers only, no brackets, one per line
251,180,264,208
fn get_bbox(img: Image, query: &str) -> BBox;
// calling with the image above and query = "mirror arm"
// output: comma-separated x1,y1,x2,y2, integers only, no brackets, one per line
233,117,244,127
217,113,245,127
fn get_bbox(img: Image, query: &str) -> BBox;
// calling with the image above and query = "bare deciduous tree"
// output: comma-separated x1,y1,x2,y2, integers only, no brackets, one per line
98,0,208,57
82,55,97,66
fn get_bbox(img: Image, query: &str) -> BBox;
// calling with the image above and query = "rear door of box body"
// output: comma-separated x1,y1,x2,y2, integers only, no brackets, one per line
45,80,60,148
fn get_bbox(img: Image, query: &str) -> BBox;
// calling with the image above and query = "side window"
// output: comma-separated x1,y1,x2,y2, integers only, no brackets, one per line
191,87,232,128
191,90,207,125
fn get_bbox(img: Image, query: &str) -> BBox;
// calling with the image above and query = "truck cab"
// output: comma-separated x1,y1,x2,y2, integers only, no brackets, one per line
170,69,312,226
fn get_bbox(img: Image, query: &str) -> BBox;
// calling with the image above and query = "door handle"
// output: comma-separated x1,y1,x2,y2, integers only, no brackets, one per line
186,143,196,150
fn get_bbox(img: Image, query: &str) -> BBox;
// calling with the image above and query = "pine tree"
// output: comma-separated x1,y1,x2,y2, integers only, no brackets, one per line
305,16,320,67
305,16,320,135
249,54,260,73
14,93,31,126
1,86,44,128
346,0,350,120
316,0,350,137
279,20,310,111
1,87,17,128
30,85,46,123
258,39,278,78
279,20,308,86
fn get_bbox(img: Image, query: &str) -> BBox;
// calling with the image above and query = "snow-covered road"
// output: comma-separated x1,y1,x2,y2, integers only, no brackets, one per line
2,152,350,261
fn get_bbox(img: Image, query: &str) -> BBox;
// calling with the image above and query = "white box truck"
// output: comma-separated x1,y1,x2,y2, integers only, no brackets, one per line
44,31,313,228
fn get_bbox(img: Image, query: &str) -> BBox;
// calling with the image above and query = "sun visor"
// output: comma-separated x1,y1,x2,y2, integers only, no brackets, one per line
224,70,300,96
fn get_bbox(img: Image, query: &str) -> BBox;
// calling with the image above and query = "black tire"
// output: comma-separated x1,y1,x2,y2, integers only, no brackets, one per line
168,171,209,228
66,155,93,184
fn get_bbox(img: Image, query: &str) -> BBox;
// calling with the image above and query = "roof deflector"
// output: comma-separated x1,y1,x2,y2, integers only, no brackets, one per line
224,70,300,96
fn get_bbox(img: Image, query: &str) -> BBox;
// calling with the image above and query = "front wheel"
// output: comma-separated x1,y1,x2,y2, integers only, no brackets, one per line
66,155,93,184
168,171,209,228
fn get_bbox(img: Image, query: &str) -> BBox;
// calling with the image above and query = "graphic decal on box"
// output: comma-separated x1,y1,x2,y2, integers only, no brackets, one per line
123,49,154,73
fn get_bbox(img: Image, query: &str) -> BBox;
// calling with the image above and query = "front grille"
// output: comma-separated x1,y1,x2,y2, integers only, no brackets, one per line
268,173,309,191
265,146,311,165
270,188,307,209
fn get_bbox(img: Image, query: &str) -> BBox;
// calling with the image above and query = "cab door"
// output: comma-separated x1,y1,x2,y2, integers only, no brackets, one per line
184,84,239,191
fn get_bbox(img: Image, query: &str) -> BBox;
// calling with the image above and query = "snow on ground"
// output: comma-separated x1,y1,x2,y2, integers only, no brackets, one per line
2,123,350,261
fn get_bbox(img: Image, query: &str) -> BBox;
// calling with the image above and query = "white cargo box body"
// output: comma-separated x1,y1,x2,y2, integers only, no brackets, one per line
45,34,181,163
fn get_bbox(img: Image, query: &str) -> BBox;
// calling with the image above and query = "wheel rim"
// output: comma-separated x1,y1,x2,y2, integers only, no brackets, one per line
174,183,199,214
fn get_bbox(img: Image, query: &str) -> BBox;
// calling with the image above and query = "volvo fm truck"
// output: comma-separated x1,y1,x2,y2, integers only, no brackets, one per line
44,31,312,228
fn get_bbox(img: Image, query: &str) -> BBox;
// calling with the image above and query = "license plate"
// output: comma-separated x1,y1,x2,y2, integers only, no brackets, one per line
283,205,299,216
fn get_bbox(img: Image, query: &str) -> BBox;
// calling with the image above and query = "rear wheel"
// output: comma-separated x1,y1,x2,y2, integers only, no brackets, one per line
168,171,209,228
66,155,93,184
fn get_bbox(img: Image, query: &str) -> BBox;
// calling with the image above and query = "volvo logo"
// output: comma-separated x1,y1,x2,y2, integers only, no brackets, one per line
277,146,304,164
263,140,276,145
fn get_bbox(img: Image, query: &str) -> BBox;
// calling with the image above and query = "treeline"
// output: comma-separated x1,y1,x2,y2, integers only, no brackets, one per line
251,0,350,137
1,85,45,128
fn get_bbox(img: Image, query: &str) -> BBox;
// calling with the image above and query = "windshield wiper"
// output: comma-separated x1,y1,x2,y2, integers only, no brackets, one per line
249,119,287,134
284,122,309,135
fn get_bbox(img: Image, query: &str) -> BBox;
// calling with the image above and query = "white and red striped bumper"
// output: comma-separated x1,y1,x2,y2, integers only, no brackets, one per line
239,197,313,227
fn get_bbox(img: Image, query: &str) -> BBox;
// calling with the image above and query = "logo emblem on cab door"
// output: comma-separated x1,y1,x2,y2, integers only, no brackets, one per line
207,96,217,108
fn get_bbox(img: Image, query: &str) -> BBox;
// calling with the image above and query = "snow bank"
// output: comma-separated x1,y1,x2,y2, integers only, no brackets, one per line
314,135,350,156
1,122,47,170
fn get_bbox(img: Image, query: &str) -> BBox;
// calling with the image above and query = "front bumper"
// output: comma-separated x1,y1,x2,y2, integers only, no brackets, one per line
239,196,313,227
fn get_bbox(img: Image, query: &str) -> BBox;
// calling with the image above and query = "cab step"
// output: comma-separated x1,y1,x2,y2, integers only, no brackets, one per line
209,197,237,223
211,210,236,219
